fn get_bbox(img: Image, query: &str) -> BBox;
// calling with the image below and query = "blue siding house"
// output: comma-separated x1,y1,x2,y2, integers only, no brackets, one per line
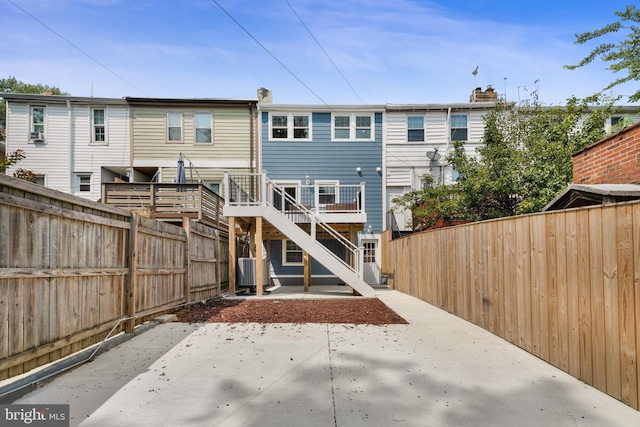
256,103,385,287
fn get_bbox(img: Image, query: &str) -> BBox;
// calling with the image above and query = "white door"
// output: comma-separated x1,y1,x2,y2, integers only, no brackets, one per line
362,238,380,285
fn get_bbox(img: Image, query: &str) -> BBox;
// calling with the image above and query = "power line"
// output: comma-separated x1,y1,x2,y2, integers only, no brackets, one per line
7,0,147,96
284,0,368,107
211,0,331,107
211,0,415,169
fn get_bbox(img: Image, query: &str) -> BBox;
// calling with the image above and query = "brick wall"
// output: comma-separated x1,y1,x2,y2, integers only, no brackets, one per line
572,122,640,184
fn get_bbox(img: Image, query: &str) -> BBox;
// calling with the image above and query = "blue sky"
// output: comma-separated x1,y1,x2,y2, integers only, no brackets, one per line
1,0,637,105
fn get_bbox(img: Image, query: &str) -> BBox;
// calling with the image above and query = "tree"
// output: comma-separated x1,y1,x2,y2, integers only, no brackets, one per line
0,149,37,183
391,175,464,230
448,94,617,219
565,5,640,102
0,76,67,128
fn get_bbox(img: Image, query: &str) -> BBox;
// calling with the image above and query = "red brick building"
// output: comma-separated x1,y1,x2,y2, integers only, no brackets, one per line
572,121,640,184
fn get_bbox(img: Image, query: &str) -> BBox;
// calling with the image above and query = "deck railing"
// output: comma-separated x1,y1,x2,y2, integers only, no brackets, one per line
225,171,365,214
101,182,227,229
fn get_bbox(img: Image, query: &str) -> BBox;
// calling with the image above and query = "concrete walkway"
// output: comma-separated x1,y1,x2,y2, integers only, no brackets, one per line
12,288,640,426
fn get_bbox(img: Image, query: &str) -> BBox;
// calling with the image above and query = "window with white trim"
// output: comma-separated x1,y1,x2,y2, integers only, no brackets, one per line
76,173,91,192
316,180,339,205
92,108,106,143
450,114,468,141
363,242,376,263
167,112,183,142
332,114,373,140
31,106,45,134
270,113,311,140
195,112,213,143
283,239,303,265
407,116,424,142
34,174,45,186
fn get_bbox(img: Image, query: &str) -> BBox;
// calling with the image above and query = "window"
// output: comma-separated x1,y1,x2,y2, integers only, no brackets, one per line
92,108,106,143
363,242,376,263
450,114,468,141
407,116,424,142
195,113,212,143
167,112,183,142
34,174,45,186
451,167,460,182
333,114,374,140
283,240,303,265
334,116,350,139
270,113,311,140
316,180,339,205
204,182,220,195
31,106,45,134
76,174,91,192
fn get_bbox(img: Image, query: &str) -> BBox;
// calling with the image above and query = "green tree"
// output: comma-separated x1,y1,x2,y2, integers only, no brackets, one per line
449,94,616,219
391,175,464,230
0,149,37,183
565,5,640,102
0,76,67,128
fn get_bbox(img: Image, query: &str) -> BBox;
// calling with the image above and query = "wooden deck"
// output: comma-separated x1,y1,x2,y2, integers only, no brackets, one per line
101,182,228,230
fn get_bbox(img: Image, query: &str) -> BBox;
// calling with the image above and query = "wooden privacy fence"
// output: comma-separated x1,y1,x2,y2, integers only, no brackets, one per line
382,200,640,411
0,174,228,380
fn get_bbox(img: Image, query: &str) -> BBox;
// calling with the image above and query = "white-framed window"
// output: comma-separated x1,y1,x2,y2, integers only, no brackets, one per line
91,108,106,144
34,174,46,186
76,173,91,192
450,114,468,141
167,112,183,142
283,239,303,266
332,114,373,140
363,241,376,263
195,112,213,143
30,106,45,140
269,113,311,140
407,116,425,142
315,180,339,205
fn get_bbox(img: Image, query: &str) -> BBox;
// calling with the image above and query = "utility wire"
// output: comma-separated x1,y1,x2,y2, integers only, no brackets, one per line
212,0,415,169
7,0,147,96
211,0,331,107
284,0,368,107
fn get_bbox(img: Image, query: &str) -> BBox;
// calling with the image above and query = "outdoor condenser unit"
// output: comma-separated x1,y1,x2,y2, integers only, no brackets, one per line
237,258,269,287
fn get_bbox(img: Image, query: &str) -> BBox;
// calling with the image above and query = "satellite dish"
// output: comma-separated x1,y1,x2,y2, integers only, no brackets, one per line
426,150,441,161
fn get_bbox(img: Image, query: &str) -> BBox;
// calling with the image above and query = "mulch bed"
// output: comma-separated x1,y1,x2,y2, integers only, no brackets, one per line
175,298,408,325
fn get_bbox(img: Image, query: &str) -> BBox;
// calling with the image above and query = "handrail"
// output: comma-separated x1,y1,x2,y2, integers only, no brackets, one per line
266,177,362,276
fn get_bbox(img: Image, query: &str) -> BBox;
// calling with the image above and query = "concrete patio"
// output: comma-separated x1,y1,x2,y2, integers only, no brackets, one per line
9,287,640,426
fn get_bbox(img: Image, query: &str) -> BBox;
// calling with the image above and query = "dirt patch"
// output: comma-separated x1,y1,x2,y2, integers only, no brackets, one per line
175,298,408,325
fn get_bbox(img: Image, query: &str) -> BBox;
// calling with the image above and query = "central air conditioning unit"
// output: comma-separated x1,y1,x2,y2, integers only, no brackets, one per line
29,132,44,142
237,258,269,290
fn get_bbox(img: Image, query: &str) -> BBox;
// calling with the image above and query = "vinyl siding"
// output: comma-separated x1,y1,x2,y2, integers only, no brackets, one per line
6,102,72,193
262,110,384,233
6,101,130,200
73,105,130,200
132,106,253,165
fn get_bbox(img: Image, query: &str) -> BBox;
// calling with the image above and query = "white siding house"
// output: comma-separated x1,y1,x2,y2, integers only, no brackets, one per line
384,98,498,231
3,94,130,201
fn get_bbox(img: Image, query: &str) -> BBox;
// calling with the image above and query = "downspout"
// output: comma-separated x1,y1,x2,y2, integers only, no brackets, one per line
128,104,134,182
250,104,256,174
67,100,73,193
443,107,451,183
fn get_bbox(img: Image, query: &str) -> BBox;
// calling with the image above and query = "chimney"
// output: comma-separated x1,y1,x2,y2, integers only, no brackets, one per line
470,85,497,102
257,87,272,103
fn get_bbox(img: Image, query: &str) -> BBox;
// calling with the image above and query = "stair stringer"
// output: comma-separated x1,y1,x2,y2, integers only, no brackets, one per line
260,206,376,297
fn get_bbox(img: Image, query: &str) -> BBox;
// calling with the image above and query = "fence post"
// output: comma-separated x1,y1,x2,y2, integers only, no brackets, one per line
183,218,192,304
125,213,138,334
